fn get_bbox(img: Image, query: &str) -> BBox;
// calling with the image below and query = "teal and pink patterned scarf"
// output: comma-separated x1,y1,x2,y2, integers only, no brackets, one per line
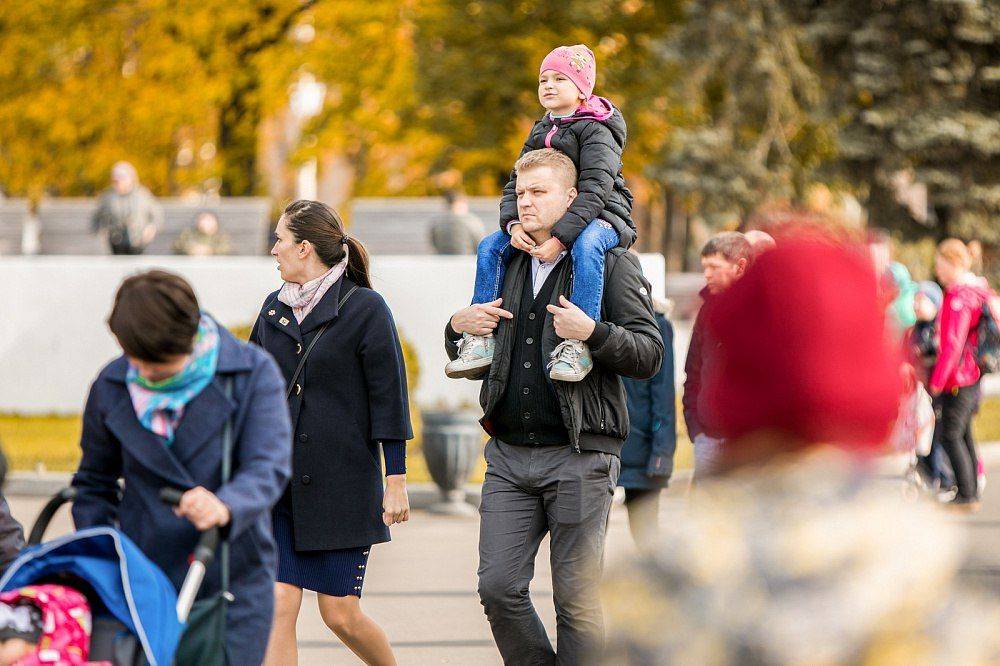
126,314,220,444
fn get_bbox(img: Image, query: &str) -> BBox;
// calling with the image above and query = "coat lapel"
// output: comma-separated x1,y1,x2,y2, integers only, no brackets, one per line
261,298,302,343
299,277,354,336
169,378,238,470
104,397,195,490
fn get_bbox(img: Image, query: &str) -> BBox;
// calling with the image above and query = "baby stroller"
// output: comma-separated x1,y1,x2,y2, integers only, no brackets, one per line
0,486,226,665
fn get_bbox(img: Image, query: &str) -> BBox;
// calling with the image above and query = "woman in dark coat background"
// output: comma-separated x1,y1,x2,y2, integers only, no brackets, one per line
618,296,677,547
253,200,412,666
72,270,292,665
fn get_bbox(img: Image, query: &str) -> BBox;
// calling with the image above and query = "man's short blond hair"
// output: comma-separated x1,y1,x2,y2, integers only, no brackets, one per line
513,149,577,190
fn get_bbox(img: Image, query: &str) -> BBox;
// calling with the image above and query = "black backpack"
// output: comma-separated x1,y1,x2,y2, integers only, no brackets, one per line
976,293,1000,374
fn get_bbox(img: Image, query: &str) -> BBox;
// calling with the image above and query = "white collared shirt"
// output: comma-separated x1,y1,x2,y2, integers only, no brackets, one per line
531,251,568,297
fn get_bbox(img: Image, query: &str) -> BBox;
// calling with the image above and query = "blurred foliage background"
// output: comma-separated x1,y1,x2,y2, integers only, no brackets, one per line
0,0,995,277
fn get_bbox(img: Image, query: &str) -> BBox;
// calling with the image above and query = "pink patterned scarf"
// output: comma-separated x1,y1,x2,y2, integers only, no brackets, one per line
278,250,349,323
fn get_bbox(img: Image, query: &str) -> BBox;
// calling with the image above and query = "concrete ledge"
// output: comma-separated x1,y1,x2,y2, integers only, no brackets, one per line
2,472,486,511
6,442,998,505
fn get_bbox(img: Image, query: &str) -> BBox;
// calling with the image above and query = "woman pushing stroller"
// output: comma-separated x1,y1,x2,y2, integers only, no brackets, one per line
70,270,292,664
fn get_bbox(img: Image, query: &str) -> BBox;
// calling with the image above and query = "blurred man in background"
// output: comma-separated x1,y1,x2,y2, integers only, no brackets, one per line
430,190,485,255
91,161,163,255
683,232,751,478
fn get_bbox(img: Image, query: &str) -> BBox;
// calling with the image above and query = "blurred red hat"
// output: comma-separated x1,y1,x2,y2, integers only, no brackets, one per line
702,233,902,453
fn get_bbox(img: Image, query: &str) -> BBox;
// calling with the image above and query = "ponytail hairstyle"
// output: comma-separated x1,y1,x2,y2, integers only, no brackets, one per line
281,200,371,289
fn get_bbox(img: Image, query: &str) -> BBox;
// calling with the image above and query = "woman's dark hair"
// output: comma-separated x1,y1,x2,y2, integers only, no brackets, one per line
108,270,201,362
281,200,371,289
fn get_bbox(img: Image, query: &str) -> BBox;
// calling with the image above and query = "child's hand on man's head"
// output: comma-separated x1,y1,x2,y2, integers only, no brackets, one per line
509,224,536,253
531,237,566,264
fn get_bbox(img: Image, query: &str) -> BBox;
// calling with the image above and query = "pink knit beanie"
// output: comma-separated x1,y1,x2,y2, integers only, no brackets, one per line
539,45,597,99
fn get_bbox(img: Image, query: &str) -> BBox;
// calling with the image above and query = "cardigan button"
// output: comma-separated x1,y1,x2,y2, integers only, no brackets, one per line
301,475,311,485
299,434,309,443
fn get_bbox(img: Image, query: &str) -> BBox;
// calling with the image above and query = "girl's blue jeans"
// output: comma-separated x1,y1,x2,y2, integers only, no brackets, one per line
471,220,620,321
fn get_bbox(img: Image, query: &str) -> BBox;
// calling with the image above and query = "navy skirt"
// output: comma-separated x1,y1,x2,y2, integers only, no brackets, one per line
272,505,371,597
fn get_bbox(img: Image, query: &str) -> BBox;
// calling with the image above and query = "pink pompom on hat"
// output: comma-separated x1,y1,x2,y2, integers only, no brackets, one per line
540,45,597,99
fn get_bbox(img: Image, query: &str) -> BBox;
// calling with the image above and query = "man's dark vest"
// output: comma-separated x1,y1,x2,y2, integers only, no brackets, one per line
491,261,568,447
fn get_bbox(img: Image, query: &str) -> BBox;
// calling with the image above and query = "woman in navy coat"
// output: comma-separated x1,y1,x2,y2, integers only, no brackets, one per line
252,200,412,666
72,270,292,666
618,298,677,547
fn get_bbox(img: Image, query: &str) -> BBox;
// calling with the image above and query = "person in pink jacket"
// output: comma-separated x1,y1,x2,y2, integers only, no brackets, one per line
928,239,991,510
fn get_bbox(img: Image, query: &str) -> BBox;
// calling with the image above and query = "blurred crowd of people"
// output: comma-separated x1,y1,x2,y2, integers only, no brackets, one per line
603,225,1000,664
876,234,997,511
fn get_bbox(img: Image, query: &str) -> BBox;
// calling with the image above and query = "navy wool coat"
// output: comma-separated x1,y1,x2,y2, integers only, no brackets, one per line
72,323,292,666
250,276,413,551
619,313,677,489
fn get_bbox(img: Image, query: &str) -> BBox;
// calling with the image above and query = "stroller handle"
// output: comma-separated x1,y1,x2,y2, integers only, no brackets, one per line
28,487,77,546
160,487,223,623
159,487,221,566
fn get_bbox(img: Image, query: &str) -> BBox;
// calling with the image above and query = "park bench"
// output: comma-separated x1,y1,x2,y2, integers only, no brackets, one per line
37,197,272,255
348,196,496,255
0,198,29,255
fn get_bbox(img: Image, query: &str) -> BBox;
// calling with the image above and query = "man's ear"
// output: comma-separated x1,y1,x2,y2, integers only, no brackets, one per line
736,257,749,276
567,186,578,204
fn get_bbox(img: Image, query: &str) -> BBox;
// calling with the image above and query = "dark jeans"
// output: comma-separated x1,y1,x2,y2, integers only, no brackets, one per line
919,398,955,489
478,439,619,665
472,221,620,321
938,385,980,501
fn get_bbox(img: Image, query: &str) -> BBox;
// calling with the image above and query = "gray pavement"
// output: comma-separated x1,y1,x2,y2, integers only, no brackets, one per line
4,450,999,665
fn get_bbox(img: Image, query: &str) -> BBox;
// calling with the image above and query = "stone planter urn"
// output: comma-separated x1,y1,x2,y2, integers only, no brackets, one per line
421,410,483,516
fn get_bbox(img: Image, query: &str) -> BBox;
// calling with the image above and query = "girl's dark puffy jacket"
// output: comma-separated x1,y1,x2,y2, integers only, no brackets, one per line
499,97,636,248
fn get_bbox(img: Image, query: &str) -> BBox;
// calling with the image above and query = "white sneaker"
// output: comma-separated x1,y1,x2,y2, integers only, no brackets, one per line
548,339,593,382
445,333,495,379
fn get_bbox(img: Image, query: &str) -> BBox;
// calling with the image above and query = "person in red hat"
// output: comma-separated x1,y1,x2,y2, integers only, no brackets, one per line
600,235,1000,665
701,235,902,461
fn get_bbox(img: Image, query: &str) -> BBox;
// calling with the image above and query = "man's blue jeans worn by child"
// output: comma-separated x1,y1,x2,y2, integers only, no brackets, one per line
445,219,620,382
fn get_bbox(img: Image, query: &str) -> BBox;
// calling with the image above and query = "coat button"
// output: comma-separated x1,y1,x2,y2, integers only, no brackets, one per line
528,433,536,441
301,475,311,485
296,343,303,355
523,412,531,420
528,313,536,320
299,434,309,443
523,361,531,369
525,337,534,345
522,387,530,395
295,383,302,395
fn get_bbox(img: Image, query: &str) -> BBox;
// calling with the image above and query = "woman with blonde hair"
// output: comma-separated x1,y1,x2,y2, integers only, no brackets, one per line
928,238,991,510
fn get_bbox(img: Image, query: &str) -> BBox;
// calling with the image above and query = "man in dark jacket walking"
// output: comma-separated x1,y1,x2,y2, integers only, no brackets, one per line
445,148,663,664
683,232,751,478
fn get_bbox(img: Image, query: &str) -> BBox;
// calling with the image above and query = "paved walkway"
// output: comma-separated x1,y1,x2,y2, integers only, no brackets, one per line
5,453,999,664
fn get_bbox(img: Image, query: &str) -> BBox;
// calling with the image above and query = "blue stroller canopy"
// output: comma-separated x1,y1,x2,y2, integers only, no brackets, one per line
0,526,182,666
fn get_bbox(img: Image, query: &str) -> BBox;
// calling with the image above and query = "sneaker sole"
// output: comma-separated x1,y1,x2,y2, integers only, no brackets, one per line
548,369,590,382
446,358,492,379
